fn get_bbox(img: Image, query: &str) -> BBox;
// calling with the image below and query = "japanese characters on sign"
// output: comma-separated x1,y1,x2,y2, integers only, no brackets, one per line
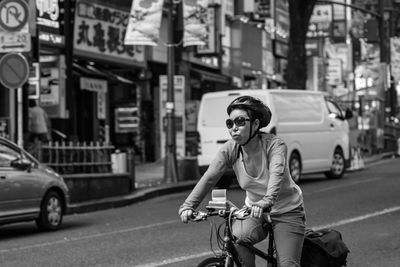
124,0,164,46
73,0,145,66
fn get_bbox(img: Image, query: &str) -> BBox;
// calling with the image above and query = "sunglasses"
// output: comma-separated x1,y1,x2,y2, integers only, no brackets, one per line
226,116,251,129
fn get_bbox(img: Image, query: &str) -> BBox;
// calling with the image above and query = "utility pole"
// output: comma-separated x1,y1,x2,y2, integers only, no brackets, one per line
164,0,179,183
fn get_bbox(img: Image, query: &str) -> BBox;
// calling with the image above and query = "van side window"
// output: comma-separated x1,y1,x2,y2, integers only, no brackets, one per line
273,94,323,123
326,100,344,119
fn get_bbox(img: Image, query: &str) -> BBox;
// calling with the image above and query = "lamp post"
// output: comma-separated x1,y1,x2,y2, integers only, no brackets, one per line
164,0,179,183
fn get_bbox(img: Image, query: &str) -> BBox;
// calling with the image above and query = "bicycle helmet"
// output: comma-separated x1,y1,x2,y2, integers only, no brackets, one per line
227,95,272,146
227,95,272,129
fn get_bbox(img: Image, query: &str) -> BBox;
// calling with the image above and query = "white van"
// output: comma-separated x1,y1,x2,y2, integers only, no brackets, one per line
196,89,352,183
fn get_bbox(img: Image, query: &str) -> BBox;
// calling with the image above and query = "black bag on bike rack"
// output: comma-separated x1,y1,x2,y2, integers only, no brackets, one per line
301,228,350,267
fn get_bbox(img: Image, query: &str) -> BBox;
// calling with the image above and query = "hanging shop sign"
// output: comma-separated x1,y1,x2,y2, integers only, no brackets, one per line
73,0,145,67
80,77,108,93
273,0,290,43
36,0,65,47
307,4,333,38
114,106,139,133
326,58,342,86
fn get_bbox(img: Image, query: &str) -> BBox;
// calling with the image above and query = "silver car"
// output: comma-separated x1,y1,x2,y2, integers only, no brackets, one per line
0,137,70,231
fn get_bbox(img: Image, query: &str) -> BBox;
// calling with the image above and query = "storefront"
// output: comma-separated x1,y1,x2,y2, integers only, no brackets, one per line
69,0,148,159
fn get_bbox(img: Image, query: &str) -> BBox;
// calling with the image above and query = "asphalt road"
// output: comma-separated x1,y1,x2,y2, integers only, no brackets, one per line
0,157,399,267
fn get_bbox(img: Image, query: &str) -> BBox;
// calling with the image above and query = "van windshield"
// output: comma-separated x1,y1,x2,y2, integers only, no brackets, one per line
200,95,243,127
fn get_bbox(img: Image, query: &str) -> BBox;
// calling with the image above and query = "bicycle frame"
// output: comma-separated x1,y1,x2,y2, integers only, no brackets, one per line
207,209,277,267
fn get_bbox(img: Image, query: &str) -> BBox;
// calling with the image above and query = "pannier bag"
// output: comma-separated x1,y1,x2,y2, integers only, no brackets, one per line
301,228,350,267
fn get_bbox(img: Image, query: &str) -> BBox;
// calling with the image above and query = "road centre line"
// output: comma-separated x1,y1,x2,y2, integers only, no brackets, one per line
313,206,400,230
306,177,382,194
133,205,400,267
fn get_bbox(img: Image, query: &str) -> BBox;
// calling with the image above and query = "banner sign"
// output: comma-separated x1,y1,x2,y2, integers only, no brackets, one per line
197,8,216,54
391,37,400,83
124,0,164,46
183,0,208,47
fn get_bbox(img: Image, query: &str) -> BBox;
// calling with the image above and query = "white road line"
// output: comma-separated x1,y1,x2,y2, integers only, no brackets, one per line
313,206,400,230
0,220,178,253
133,206,400,267
308,177,382,194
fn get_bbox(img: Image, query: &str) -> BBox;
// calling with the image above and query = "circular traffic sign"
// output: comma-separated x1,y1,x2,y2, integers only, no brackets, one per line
0,53,29,89
0,0,29,32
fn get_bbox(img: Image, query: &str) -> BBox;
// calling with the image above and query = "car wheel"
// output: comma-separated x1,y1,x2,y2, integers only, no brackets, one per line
325,148,345,179
36,191,64,231
289,152,301,184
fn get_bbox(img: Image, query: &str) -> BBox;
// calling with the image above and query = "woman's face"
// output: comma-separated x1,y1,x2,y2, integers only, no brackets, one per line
227,109,259,145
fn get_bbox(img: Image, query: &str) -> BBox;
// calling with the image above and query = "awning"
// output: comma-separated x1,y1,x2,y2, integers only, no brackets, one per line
191,68,230,84
97,68,135,85
72,63,108,78
72,63,135,85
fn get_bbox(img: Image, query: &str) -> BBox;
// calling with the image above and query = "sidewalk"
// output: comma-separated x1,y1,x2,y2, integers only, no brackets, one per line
67,152,397,214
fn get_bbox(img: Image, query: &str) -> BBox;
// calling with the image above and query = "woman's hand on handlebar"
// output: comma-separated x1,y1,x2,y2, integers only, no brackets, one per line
250,205,263,218
250,200,271,218
180,209,194,223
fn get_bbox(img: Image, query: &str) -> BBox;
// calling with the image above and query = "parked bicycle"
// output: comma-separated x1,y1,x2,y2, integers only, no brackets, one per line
190,193,277,267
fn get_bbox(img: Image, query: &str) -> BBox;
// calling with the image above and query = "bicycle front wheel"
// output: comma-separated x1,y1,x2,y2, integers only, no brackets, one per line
197,257,227,267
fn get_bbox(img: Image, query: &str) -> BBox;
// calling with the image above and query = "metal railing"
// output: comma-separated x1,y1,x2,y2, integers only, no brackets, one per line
37,141,115,175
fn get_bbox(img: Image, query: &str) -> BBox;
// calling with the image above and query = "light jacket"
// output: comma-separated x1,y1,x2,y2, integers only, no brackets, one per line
179,133,303,215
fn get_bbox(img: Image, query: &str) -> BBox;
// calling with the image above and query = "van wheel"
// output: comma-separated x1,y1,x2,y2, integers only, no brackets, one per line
289,152,301,184
325,148,345,179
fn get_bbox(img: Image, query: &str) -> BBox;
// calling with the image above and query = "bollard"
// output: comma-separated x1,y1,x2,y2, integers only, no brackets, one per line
127,148,136,191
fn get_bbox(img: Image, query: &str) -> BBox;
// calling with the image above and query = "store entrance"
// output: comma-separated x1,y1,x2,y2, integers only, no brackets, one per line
77,89,97,142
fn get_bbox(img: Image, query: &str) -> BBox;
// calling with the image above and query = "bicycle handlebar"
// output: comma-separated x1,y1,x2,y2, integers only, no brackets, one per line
190,207,251,222
190,206,272,223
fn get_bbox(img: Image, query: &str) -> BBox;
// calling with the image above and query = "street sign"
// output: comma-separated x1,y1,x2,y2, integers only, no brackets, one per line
0,32,31,52
0,53,29,89
0,0,29,32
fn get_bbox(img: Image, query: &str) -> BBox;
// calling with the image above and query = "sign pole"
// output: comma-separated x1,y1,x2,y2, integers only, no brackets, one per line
164,0,179,183
17,87,23,146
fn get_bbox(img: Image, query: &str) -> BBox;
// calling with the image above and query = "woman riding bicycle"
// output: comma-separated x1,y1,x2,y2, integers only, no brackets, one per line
179,95,306,266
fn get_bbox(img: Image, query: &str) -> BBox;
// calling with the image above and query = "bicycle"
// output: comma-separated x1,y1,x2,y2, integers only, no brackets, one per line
190,190,277,267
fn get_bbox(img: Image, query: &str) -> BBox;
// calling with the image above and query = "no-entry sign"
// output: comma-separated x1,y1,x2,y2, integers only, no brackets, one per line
0,53,29,89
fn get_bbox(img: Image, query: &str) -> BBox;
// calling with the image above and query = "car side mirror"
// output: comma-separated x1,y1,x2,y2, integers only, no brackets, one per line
11,158,32,172
344,108,353,120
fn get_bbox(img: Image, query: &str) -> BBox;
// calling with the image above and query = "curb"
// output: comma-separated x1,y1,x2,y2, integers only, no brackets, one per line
67,180,197,214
